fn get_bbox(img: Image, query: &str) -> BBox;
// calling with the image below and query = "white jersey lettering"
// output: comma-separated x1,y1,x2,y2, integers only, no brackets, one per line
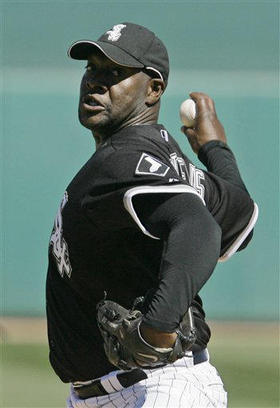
49,191,72,278
169,153,205,200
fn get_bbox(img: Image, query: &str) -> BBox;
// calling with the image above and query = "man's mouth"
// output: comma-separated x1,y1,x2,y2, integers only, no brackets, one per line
82,95,105,112
87,100,99,107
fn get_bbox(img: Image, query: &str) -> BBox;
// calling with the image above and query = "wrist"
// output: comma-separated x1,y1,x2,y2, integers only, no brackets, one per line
140,322,177,348
198,140,229,164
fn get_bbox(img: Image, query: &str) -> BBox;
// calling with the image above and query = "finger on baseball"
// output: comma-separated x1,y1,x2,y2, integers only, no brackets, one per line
189,92,216,114
182,127,197,143
184,127,196,138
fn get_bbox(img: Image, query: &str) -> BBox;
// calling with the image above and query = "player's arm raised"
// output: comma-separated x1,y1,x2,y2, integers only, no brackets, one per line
181,92,248,191
181,92,227,152
182,92,257,257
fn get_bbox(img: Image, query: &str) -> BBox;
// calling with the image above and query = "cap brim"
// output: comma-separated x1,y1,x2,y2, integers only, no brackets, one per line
67,40,144,68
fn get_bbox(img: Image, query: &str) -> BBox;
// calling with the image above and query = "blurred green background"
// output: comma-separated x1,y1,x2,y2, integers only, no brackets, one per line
1,319,279,407
0,1,279,407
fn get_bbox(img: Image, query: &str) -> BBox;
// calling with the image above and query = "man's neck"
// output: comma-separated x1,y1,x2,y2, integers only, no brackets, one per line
92,112,159,149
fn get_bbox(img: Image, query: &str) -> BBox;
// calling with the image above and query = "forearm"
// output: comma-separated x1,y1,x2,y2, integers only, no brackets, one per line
135,193,221,335
198,141,248,192
142,216,220,332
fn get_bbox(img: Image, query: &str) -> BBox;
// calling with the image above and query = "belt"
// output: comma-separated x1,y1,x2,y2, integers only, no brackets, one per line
73,368,147,399
73,349,208,399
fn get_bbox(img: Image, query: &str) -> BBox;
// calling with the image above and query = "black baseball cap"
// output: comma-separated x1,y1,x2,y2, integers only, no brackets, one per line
67,22,169,85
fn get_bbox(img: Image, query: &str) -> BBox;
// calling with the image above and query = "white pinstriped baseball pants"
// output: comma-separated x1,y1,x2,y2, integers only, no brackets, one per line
67,351,227,408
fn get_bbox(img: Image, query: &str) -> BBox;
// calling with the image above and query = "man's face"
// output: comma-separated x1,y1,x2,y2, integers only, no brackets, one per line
79,51,150,134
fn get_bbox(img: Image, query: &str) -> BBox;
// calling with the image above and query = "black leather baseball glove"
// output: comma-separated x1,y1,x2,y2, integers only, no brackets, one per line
96,296,197,370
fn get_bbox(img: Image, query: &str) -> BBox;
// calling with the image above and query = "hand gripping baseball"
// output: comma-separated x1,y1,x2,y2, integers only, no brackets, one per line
181,92,227,154
96,298,197,370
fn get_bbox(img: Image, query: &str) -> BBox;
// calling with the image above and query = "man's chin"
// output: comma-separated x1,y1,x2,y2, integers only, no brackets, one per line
79,113,109,131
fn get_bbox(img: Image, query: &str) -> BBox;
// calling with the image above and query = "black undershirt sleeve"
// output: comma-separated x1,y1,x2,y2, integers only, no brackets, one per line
133,193,221,332
198,140,254,249
198,140,248,192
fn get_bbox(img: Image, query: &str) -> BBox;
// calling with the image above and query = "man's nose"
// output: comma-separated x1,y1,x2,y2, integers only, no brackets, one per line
86,77,108,94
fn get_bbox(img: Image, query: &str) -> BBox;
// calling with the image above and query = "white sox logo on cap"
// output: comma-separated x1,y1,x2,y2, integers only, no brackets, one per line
106,24,127,41
68,22,169,84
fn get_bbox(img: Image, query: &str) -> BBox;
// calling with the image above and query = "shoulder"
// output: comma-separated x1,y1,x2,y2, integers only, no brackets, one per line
100,125,173,176
111,124,171,152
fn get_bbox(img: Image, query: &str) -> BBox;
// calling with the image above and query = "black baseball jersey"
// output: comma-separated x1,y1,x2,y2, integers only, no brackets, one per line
46,124,257,382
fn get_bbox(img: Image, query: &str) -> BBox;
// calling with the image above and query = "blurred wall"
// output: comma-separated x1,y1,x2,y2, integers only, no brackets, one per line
1,1,279,319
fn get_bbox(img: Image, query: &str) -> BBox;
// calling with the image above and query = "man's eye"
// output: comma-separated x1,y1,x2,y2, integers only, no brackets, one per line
85,64,96,72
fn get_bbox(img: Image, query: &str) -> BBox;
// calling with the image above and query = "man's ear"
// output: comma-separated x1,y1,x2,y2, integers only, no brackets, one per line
146,78,165,105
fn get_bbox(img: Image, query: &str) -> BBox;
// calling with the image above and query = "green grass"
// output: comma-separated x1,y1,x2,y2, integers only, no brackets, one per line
209,341,279,408
0,344,68,408
0,331,279,408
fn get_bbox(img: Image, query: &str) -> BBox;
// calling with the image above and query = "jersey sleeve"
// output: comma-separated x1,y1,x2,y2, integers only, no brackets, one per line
198,140,248,191
196,141,259,261
134,191,221,331
81,146,201,234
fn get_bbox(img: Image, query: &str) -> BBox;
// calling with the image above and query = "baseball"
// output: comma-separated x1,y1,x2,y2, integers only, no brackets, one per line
179,98,196,127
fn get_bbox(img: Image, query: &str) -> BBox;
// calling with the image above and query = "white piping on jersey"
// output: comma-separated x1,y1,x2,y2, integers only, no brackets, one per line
123,185,205,240
218,202,259,262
